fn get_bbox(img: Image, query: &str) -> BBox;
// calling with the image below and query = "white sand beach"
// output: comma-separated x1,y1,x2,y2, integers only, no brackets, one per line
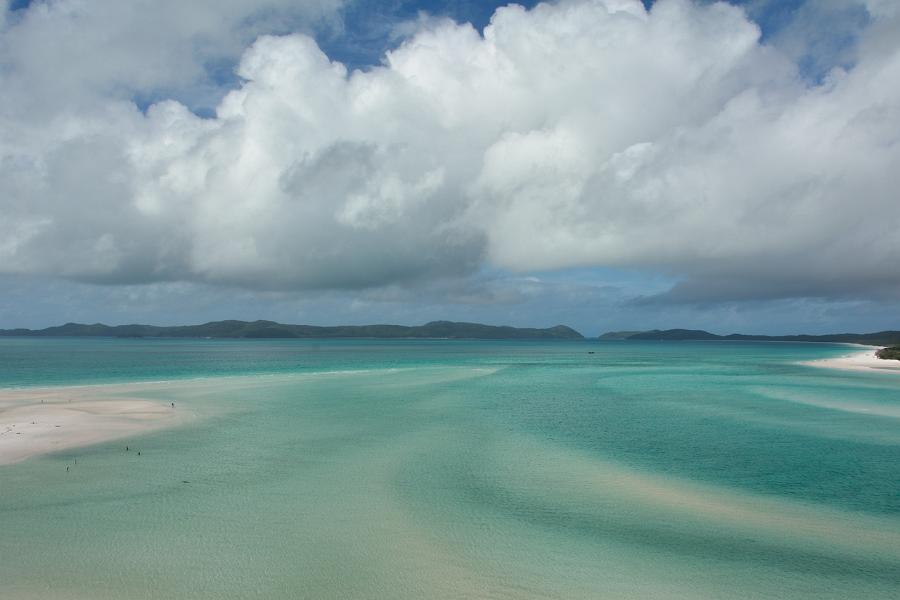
0,384,192,466
803,347,900,374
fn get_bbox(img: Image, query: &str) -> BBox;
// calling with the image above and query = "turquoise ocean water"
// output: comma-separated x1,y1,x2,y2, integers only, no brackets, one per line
1,338,898,599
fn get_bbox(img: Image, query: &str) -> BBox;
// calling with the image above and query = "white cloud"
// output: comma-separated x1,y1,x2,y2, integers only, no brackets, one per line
2,0,900,302
863,0,898,18
0,0,343,112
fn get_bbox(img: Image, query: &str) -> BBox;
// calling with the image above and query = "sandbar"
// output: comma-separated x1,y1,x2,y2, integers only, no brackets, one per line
802,347,900,374
0,383,192,466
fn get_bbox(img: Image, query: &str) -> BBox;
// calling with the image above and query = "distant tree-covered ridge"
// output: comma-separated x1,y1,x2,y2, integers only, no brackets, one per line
876,346,900,360
601,329,900,346
0,320,584,340
596,330,645,340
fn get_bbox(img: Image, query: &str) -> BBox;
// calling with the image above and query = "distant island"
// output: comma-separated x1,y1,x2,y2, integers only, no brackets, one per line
6,321,900,348
600,328,900,347
0,320,584,340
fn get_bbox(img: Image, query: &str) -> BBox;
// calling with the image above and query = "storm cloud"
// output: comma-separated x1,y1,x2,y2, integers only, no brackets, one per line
2,0,899,302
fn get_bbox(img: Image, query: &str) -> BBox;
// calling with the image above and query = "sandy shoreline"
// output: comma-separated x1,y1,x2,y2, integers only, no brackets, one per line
0,383,193,466
0,370,387,467
802,347,900,374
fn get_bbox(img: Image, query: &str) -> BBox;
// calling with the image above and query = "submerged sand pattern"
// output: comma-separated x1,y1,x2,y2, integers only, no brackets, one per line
1,343,898,599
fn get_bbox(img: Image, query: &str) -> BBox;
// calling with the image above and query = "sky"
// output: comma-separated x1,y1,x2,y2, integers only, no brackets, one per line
1,0,899,336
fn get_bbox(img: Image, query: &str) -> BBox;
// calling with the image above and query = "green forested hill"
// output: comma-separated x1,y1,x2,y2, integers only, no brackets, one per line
612,329,900,346
0,320,584,340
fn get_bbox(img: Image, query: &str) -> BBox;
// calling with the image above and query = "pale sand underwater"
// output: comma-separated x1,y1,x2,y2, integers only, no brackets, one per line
3,345,898,467
0,367,501,466
1,339,899,599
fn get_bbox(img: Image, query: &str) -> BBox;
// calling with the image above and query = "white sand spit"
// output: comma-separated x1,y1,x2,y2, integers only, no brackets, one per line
0,384,192,465
802,347,900,374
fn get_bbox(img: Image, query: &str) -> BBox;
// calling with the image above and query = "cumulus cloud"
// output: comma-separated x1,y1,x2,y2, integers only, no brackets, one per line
0,0,344,111
2,0,900,302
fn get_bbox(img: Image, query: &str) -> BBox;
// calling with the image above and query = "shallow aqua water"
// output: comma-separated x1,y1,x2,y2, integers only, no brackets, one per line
1,339,898,599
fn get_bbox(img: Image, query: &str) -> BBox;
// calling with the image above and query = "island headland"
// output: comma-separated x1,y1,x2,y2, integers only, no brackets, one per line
599,328,900,346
